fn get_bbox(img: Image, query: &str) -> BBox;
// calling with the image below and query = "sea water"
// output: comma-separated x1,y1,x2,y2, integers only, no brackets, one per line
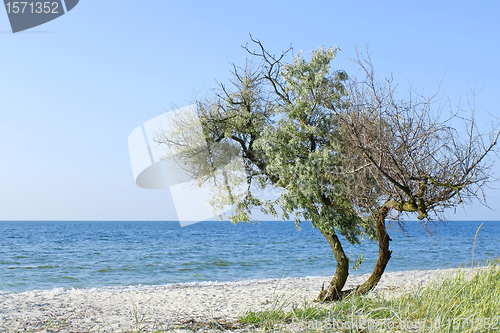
0,220,498,293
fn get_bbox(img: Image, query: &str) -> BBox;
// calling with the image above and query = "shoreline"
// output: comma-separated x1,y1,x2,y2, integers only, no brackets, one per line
0,267,483,332
0,263,474,296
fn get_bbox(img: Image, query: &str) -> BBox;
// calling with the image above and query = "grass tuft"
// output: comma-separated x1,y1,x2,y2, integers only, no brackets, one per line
238,261,500,332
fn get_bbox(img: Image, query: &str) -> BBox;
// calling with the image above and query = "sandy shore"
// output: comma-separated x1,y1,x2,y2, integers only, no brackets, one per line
0,268,478,332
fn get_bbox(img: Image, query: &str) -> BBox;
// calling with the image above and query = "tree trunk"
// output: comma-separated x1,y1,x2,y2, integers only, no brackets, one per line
315,228,350,302
355,206,392,294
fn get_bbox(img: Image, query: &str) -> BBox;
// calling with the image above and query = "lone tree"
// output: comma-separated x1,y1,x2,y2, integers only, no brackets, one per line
155,39,499,301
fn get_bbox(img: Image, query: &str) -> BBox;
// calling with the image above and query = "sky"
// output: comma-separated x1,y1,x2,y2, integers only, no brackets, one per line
1,0,499,221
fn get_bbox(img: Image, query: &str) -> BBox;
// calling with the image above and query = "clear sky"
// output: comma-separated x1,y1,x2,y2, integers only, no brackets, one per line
1,0,499,221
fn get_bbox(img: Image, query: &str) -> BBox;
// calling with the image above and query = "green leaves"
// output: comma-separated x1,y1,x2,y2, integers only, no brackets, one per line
163,41,378,245
250,46,372,244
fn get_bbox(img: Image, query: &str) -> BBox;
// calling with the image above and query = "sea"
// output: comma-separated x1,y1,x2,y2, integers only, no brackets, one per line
0,220,498,294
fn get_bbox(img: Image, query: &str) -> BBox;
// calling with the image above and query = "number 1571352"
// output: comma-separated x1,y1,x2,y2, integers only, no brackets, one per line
5,2,60,14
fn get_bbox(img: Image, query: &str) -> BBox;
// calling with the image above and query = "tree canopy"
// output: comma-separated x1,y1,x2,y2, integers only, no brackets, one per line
155,39,499,301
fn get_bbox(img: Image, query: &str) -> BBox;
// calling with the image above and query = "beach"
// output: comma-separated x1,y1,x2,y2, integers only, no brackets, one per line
0,267,478,332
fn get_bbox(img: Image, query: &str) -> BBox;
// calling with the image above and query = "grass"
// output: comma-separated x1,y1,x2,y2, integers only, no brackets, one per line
239,261,500,332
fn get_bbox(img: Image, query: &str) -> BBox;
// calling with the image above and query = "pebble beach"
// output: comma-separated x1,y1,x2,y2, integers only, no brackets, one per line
0,267,476,332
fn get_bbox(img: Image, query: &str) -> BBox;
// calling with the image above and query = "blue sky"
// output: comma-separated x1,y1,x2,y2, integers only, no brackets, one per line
1,0,499,221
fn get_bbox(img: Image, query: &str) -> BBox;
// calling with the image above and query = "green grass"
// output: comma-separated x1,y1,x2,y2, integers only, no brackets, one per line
239,261,500,332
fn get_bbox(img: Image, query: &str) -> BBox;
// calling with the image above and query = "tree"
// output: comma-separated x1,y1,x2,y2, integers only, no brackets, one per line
156,42,378,301
155,39,499,302
246,43,380,301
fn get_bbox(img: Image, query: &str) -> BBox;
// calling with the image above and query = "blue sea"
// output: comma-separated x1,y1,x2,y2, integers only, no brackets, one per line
0,220,498,294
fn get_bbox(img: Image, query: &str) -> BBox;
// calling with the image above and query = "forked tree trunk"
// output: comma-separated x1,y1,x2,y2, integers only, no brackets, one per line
315,228,350,302
355,206,392,294
315,207,392,302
